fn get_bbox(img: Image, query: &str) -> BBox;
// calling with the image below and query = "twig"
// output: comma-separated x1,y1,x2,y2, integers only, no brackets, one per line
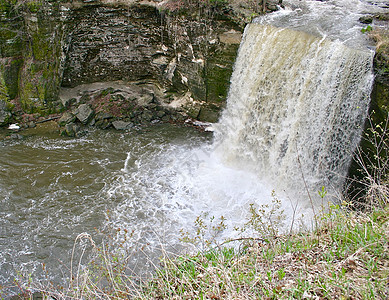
36,116,60,124
296,147,320,244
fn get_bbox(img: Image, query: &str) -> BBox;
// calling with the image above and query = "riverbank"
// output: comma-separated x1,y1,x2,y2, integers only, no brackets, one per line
139,205,389,299
10,194,388,299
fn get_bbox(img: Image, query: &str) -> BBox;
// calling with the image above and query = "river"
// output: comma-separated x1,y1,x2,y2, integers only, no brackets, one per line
0,0,387,296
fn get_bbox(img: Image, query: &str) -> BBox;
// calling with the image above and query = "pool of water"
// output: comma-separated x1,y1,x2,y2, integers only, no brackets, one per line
0,123,214,293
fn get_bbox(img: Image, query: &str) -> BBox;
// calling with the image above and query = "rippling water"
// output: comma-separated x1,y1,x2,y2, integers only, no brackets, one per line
0,123,213,291
1,0,386,295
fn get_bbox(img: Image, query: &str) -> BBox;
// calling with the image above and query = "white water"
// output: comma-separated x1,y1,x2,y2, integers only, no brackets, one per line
106,5,379,261
0,0,383,294
215,24,374,208
110,0,378,247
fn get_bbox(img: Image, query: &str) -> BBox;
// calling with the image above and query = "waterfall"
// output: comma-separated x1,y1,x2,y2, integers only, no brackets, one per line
215,24,374,203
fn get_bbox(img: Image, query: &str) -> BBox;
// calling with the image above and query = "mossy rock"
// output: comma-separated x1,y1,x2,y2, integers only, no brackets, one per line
0,100,12,126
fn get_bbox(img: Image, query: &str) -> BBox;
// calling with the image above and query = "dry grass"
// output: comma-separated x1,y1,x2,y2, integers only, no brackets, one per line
10,200,386,300
139,204,389,299
5,112,389,299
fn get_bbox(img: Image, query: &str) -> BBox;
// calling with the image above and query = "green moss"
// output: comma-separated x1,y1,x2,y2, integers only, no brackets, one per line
0,9,24,57
3,58,23,99
15,0,64,115
26,0,43,13
206,45,239,104
0,66,13,125
0,64,9,101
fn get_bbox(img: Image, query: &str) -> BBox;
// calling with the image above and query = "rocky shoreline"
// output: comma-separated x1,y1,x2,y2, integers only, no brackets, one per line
0,1,388,140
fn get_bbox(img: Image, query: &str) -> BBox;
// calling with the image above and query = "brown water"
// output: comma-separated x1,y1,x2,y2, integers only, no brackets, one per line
0,123,211,293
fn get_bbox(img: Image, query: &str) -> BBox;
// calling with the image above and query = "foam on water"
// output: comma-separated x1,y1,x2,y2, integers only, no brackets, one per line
0,0,383,294
108,141,281,246
258,0,388,50
106,0,376,256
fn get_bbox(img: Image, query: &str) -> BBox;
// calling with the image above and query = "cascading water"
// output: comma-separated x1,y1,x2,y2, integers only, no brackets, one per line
214,24,374,206
109,0,378,250
0,0,385,295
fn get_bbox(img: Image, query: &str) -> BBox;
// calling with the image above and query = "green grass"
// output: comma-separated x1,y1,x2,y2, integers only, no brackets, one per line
138,205,389,299
11,200,385,300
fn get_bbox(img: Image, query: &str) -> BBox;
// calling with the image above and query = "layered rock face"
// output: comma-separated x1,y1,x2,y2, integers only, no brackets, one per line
60,2,243,123
1,0,260,128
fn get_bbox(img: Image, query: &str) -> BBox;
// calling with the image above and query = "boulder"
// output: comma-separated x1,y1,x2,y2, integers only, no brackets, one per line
61,123,81,137
74,104,94,124
58,112,76,126
112,120,133,130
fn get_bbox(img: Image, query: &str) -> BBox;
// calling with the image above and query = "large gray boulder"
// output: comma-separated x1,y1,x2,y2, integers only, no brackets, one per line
74,104,94,125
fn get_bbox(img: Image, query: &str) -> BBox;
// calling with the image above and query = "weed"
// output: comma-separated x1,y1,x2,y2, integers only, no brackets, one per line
362,25,373,34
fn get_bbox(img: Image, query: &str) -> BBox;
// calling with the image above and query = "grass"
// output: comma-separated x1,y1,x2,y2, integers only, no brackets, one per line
7,197,388,299
3,112,389,299
137,203,389,299
25,118,387,300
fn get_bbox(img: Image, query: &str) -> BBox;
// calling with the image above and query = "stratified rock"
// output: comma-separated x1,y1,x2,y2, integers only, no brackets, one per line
74,104,94,124
58,112,76,126
0,0,258,123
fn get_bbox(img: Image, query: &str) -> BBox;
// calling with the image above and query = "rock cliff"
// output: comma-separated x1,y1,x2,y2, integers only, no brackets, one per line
1,0,281,130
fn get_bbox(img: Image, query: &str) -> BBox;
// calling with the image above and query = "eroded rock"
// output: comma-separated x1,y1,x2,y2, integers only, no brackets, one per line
74,104,94,124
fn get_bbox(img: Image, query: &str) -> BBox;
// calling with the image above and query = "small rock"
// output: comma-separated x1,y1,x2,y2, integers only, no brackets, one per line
95,111,113,121
140,110,153,122
112,120,133,130
95,119,112,129
161,115,171,122
58,112,76,126
75,129,87,137
137,94,154,106
0,101,11,126
61,124,80,137
10,133,23,140
63,124,75,137
155,110,166,118
359,15,373,24
61,97,76,109
28,121,36,128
